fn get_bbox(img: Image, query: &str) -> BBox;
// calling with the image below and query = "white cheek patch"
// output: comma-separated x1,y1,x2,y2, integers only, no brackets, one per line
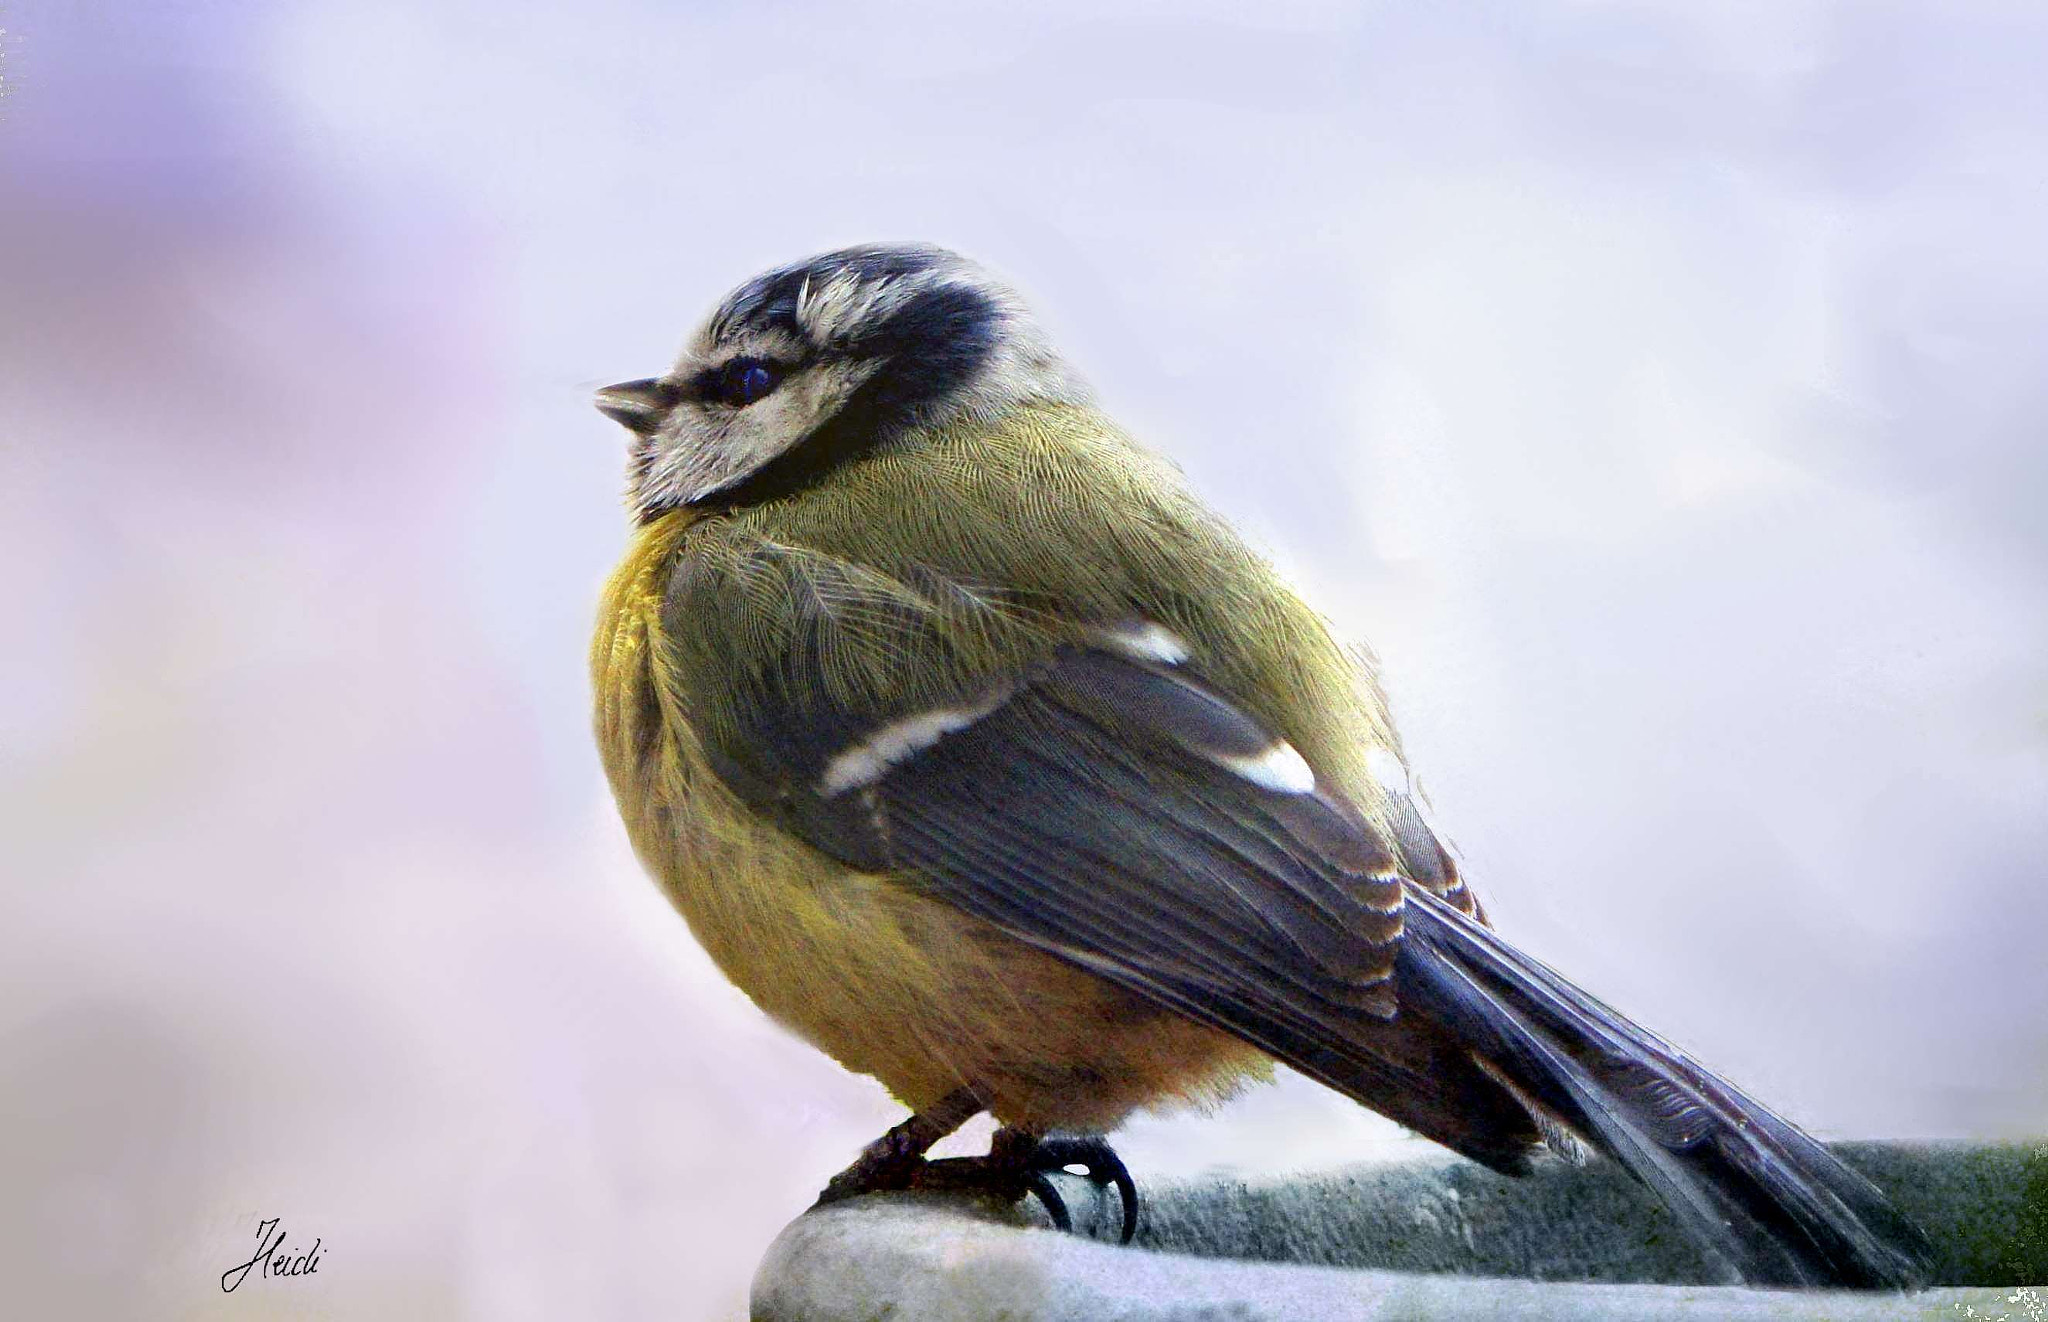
1095,621,1191,666
818,687,1014,796
1366,745,1410,797
1214,740,1317,795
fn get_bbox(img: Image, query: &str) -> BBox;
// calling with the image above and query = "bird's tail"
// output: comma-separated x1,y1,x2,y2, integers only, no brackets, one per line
1395,886,1933,1289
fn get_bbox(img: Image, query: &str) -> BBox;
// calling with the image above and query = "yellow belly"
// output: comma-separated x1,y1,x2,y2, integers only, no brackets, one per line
592,513,1269,1130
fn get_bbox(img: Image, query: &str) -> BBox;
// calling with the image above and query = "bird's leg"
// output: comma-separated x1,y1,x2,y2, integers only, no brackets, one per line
813,1088,983,1208
911,1126,1140,1244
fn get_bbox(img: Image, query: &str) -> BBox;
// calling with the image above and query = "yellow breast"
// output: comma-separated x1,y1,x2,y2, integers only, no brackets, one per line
590,511,1267,1129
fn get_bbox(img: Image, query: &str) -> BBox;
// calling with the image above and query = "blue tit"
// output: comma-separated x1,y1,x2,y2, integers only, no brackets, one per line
591,243,1928,1284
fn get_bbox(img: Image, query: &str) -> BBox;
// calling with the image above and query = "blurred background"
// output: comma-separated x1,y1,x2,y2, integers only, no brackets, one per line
3,1,2045,1317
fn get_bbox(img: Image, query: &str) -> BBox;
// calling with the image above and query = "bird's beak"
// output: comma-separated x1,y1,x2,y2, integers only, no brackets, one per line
595,377,676,436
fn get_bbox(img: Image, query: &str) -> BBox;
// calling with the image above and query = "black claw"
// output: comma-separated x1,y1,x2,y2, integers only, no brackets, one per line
1029,1136,1140,1244
823,1124,1140,1244
1098,1155,1141,1245
1027,1173,1071,1232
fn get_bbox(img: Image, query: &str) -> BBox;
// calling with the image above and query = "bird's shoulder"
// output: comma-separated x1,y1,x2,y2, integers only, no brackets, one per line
668,404,1379,750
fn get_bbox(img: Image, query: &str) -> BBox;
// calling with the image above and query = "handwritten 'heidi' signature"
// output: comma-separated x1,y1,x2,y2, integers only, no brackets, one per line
221,1217,323,1292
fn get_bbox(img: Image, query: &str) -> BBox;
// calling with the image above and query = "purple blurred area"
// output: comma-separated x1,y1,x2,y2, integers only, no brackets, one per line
3,2,2044,1317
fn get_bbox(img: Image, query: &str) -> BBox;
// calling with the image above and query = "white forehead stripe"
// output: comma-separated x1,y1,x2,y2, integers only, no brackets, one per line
1215,740,1317,795
1096,622,1190,665
819,688,1012,797
1366,745,1410,796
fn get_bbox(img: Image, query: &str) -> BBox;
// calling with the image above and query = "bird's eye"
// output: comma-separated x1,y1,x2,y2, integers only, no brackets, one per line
709,357,785,407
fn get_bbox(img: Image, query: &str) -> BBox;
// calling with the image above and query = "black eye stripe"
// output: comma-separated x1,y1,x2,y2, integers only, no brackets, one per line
694,356,787,408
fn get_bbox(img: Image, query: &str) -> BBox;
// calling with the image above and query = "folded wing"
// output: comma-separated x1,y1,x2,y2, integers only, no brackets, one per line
673,540,1930,1287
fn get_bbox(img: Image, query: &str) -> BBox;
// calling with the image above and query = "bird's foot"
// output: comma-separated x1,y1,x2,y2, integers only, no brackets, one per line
911,1127,1140,1244
814,1103,968,1208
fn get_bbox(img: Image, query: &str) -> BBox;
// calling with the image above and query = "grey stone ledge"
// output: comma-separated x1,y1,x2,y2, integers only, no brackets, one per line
754,1141,2047,1321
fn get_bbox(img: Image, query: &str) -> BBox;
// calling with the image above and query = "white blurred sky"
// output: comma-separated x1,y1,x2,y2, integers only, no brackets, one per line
3,2,2045,1318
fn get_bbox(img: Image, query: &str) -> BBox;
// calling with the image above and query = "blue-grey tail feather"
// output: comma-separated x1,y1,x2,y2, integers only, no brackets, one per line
1397,888,1933,1289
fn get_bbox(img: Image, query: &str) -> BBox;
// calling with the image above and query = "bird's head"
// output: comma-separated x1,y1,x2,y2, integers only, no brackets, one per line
598,243,1089,520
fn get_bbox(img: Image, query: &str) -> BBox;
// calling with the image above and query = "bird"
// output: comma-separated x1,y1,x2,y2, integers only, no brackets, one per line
589,242,1931,1288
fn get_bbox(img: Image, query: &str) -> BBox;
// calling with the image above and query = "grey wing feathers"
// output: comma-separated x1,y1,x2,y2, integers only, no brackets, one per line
706,629,1558,1171
675,544,1931,1289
